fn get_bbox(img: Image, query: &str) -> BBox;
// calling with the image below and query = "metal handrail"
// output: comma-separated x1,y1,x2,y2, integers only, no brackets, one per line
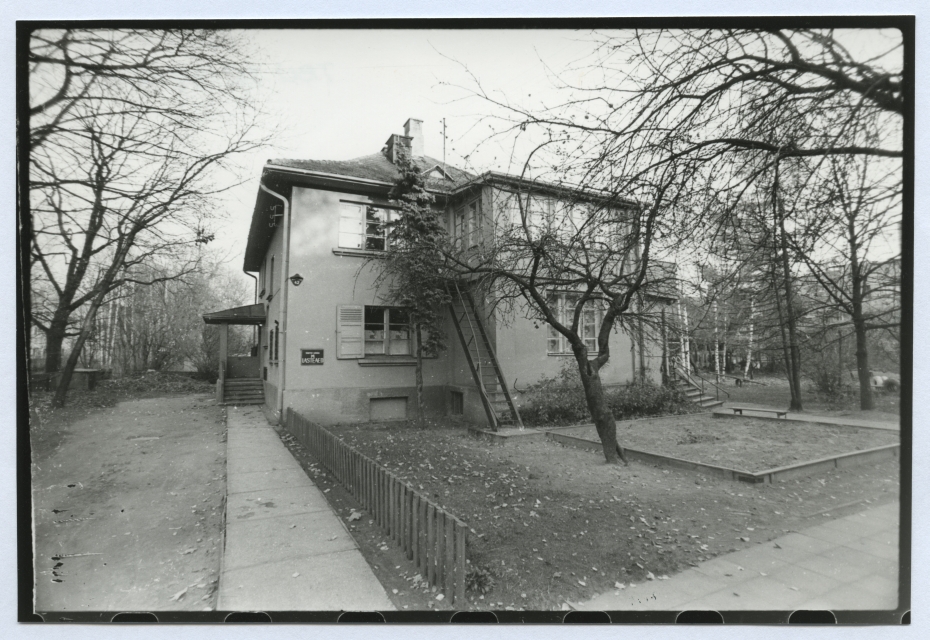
675,365,731,402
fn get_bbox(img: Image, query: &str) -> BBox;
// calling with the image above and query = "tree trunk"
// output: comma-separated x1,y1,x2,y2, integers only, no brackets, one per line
682,305,691,372
415,322,425,426
853,318,874,410
713,300,720,381
773,163,803,411
44,312,70,373
661,308,668,386
744,300,755,379
51,294,107,407
778,226,804,411
844,204,874,411
574,349,627,465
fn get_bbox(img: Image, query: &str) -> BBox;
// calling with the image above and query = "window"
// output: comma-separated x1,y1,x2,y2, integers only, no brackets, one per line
364,306,410,355
503,193,549,238
339,203,400,250
454,199,481,248
547,293,602,354
528,196,550,231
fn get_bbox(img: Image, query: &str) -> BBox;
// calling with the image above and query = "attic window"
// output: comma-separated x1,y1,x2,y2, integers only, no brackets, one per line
424,165,454,181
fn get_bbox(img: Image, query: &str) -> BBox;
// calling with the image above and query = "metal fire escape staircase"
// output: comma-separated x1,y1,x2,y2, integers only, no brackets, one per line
447,282,523,431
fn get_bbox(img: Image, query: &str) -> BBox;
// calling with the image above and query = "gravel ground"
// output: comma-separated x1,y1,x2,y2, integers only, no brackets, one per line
31,394,226,615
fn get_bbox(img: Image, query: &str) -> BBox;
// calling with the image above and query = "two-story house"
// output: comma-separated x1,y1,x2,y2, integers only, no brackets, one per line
204,119,667,428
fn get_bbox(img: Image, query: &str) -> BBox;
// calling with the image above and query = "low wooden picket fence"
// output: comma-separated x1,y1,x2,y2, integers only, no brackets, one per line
285,408,469,605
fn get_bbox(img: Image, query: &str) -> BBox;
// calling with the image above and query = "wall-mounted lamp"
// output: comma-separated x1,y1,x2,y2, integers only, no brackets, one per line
289,273,304,287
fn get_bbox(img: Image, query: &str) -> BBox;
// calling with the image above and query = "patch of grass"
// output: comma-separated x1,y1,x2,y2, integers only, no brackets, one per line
565,414,898,471
713,374,900,416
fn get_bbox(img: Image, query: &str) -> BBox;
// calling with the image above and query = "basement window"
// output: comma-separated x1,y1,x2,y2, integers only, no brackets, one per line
451,391,464,416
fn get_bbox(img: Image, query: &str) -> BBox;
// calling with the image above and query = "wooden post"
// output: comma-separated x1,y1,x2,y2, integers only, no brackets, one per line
404,486,411,557
389,476,397,541
411,494,420,568
411,493,421,570
374,467,380,528
400,484,408,554
409,491,416,562
379,465,384,527
444,513,455,596
455,522,466,605
435,511,445,589
380,470,386,530
364,458,370,511
427,504,436,587
216,323,229,402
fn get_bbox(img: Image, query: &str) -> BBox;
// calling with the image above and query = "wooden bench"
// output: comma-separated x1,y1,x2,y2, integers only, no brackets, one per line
730,406,787,418
724,375,766,387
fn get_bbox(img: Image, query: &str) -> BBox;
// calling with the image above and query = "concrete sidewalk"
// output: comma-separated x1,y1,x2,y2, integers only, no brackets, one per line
714,404,900,432
577,501,900,611
217,406,394,612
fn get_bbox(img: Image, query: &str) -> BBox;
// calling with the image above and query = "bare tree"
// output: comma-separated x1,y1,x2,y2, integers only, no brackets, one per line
487,29,904,412
27,29,268,406
789,155,902,409
438,158,686,464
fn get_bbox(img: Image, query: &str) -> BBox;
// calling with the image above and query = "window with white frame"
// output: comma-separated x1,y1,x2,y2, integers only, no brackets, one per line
502,193,551,238
454,199,481,248
339,202,400,251
547,293,602,354
364,306,411,355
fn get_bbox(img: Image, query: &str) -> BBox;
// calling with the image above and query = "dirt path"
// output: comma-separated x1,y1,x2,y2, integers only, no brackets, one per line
31,394,226,615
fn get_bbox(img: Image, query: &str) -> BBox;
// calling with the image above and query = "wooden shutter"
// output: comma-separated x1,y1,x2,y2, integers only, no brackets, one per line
336,304,364,359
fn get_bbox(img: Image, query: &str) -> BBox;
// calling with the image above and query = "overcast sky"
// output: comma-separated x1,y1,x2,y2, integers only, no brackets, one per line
213,27,905,279
214,28,598,270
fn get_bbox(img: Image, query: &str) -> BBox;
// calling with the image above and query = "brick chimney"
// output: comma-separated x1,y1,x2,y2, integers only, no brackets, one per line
404,118,424,157
383,119,425,163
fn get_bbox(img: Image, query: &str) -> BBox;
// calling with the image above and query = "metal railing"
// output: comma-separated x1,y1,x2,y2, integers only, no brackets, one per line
675,365,731,402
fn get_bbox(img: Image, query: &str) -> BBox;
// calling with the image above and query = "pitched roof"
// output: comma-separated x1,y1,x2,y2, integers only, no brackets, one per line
267,153,473,192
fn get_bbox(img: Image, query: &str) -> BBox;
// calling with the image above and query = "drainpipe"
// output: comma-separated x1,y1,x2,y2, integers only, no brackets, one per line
260,181,291,424
243,269,258,345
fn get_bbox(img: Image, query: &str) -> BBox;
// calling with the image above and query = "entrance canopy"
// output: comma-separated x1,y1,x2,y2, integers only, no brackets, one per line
202,303,266,325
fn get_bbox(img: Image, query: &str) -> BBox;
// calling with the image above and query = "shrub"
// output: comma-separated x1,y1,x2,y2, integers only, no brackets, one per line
607,381,696,419
520,363,698,426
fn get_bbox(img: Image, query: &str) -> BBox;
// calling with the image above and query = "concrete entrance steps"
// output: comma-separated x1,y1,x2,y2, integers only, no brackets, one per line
218,405,394,612
672,379,724,410
223,378,264,405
